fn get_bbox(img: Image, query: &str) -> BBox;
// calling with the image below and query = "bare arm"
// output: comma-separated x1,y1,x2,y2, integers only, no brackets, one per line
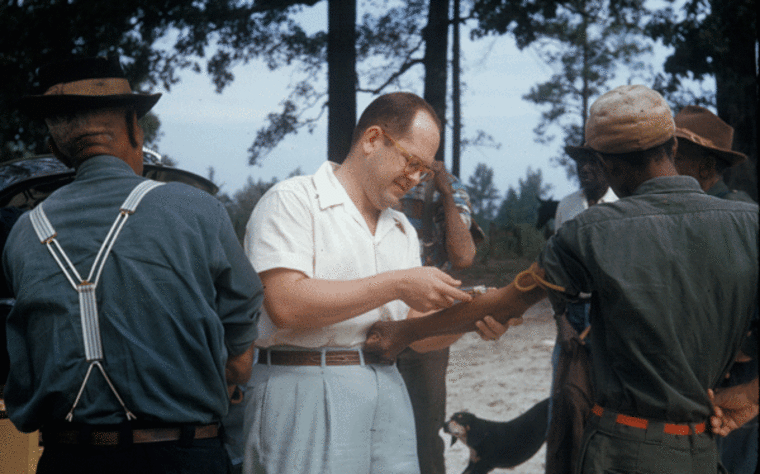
432,163,477,270
365,267,549,361
261,266,473,330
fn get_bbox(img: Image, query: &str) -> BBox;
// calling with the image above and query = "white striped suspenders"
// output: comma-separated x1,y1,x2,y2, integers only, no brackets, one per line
29,179,165,422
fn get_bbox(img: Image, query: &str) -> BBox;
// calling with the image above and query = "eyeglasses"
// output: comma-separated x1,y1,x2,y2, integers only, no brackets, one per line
380,129,434,182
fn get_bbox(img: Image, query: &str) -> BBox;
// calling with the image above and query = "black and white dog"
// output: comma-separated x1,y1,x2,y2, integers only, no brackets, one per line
443,397,550,474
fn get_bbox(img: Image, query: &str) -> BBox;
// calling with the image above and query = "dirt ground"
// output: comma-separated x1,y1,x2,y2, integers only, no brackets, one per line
443,261,556,474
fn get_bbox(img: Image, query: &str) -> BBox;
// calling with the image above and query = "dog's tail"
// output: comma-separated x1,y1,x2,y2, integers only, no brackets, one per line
501,397,550,467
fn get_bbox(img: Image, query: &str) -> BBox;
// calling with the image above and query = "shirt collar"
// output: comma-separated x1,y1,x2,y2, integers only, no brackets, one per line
312,161,351,210
598,186,618,204
75,155,136,181
706,179,729,197
632,175,704,197
312,161,409,238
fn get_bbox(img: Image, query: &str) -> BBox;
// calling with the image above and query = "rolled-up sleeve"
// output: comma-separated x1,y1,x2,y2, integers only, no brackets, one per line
537,220,592,304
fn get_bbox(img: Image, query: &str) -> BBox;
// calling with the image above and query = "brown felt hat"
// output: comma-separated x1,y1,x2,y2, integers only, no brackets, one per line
17,56,161,119
566,85,675,159
674,105,746,166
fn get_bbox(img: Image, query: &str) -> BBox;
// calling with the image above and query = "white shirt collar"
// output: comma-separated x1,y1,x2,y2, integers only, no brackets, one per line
311,161,408,239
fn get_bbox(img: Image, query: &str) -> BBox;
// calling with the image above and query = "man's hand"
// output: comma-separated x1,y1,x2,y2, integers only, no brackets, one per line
430,161,452,195
365,319,415,363
396,266,472,312
709,378,759,437
476,315,522,341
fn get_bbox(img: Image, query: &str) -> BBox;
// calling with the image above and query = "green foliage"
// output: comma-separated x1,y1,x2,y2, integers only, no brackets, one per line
465,163,501,223
216,165,303,243
138,113,162,148
0,0,323,162
248,0,430,164
494,167,552,226
481,223,548,261
218,176,279,243
473,0,653,182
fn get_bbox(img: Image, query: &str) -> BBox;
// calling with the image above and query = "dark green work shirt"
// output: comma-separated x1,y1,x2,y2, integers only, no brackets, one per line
538,176,758,423
707,179,755,203
3,156,263,432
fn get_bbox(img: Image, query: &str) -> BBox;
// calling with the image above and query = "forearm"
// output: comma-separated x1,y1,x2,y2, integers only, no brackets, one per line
263,270,403,330
439,191,476,269
401,282,545,341
740,377,759,404
405,307,465,352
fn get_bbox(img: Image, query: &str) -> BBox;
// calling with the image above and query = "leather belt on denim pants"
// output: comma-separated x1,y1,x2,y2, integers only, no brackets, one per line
258,349,391,366
41,423,220,446
592,405,706,435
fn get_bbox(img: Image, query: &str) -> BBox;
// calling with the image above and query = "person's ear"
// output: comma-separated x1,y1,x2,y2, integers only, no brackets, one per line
47,137,73,168
131,111,144,150
361,126,383,155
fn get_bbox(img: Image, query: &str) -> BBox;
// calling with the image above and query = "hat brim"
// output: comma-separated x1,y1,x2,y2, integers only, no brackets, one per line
16,93,161,120
564,145,597,161
675,129,747,167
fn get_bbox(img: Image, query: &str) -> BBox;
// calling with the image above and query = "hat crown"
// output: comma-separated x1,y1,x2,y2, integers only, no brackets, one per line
585,85,675,154
673,105,746,166
34,56,127,95
674,105,733,150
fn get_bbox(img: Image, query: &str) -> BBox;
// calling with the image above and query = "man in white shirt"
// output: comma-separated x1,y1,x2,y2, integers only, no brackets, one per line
545,144,618,472
240,92,504,474
554,147,618,230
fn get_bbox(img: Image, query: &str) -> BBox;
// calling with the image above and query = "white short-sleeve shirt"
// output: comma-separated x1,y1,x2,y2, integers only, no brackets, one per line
245,161,422,348
554,187,618,230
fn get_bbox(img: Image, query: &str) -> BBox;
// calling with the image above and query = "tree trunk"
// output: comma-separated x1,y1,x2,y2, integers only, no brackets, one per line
713,0,757,201
327,0,357,164
451,0,462,177
423,0,449,163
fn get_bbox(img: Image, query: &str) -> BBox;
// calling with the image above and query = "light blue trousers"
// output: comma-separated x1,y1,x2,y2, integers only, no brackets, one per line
242,351,420,474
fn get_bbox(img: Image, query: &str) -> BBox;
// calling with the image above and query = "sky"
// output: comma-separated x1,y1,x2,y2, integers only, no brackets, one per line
152,2,670,203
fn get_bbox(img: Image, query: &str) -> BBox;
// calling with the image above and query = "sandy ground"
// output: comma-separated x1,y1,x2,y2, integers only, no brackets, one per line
443,298,556,474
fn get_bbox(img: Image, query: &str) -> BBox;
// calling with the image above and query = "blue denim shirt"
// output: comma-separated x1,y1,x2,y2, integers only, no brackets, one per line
3,155,262,432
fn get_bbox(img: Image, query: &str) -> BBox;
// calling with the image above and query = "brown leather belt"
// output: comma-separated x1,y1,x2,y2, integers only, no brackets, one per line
42,423,219,446
258,349,391,366
592,405,706,435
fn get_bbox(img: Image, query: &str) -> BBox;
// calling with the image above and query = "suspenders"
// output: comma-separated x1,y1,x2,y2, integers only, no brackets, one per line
29,179,165,422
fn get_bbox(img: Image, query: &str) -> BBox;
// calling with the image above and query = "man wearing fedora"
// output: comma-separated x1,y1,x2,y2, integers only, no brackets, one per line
3,56,263,474
673,105,754,203
673,105,757,474
364,84,759,474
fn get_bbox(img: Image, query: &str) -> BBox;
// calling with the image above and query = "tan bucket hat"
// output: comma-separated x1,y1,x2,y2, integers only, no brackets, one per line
566,85,675,160
17,56,160,119
674,105,746,166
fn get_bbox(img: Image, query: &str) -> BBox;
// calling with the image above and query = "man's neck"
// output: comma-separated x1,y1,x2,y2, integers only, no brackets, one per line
334,160,381,234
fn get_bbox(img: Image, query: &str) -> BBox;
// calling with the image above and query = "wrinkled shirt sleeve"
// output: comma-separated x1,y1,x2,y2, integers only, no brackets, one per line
212,199,263,356
537,220,592,310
